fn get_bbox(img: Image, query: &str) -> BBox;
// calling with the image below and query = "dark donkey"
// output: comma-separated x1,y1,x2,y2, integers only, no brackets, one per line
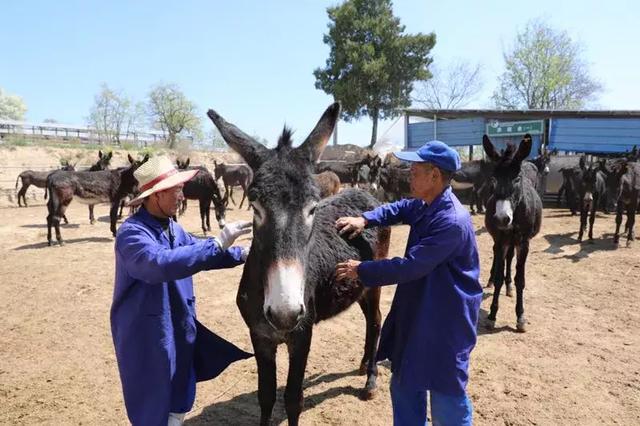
483,134,542,332
213,160,253,209
46,154,148,245
176,158,227,234
613,160,640,247
208,103,390,426
15,160,76,207
86,150,114,224
575,164,606,242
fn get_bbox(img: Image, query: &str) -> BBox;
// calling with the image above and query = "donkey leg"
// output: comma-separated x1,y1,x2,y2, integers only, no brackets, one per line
198,199,207,235
18,186,27,207
357,288,381,400
110,202,119,237
487,255,496,288
626,199,637,247
487,242,506,328
204,198,212,232
47,213,53,246
504,244,515,297
285,327,312,426
578,204,587,242
228,185,237,207
514,240,530,332
588,197,597,241
250,333,277,426
613,203,624,245
89,204,95,225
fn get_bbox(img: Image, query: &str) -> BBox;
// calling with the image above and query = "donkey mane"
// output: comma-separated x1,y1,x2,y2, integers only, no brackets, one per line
276,126,294,151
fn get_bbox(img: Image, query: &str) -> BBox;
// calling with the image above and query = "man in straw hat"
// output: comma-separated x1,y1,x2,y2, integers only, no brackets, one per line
335,141,481,425
111,154,253,425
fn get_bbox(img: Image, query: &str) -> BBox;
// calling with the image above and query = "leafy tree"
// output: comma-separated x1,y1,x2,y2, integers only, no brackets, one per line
314,0,436,147
88,83,136,144
493,19,601,109
414,60,483,109
0,87,27,120
147,83,201,149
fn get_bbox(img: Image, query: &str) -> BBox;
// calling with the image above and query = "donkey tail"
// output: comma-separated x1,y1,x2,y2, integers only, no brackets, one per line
15,173,22,190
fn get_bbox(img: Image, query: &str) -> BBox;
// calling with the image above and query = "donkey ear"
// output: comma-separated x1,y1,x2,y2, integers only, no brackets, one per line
207,109,269,170
142,154,150,162
295,102,340,163
514,134,533,163
107,151,113,160
185,158,190,168
99,150,103,159
482,135,501,161
128,154,134,164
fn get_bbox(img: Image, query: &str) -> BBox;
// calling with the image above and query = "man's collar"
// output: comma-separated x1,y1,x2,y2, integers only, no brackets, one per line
137,206,171,230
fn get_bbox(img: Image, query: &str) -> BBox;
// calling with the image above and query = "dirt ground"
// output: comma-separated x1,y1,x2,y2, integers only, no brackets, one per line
1,148,639,425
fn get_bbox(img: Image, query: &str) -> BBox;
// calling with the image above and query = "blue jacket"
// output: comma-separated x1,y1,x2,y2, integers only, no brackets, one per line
358,187,482,395
111,207,252,425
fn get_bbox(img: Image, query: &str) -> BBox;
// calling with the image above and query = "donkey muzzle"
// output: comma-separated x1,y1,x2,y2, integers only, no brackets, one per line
264,305,306,331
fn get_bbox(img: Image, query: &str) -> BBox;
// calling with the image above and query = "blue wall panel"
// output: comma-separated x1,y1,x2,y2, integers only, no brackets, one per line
549,118,640,153
407,117,538,159
407,118,485,148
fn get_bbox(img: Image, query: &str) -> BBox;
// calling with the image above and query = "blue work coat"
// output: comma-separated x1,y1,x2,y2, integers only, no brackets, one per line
358,187,482,396
111,207,252,425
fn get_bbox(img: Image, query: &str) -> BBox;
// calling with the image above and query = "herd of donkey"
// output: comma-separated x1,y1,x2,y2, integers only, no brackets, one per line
10,104,640,424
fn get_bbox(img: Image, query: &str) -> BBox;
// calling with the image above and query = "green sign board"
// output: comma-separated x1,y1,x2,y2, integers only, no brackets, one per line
486,120,544,136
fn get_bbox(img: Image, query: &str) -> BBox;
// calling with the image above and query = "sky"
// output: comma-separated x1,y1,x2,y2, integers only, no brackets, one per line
1,0,638,148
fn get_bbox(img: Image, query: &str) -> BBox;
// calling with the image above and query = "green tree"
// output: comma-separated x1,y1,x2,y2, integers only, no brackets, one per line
0,87,27,120
493,19,601,109
88,83,137,145
147,83,201,149
314,0,435,147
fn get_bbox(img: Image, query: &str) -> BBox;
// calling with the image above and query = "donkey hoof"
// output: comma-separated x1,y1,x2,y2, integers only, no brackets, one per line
48,241,53,247
359,386,377,401
58,241,65,247
626,240,633,248
485,281,494,289
516,319,527,333
358,363,368,375
485,319,495,330
505,288,513,297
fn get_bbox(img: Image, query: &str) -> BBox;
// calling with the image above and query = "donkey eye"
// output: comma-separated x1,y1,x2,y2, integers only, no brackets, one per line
309,206,316,216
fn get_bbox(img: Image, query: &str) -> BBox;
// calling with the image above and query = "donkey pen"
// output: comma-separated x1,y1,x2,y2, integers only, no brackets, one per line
1,142,639,425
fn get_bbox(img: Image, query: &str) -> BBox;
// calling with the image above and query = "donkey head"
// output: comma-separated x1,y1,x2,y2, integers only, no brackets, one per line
483,134,532,230
176,158,190,169
94,150,113,170
122,154,150,194
534,145,552,176
208,103,339,331
579,165,599,209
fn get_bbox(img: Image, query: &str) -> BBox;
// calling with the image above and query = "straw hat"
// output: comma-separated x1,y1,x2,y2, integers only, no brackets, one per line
127,155,198,206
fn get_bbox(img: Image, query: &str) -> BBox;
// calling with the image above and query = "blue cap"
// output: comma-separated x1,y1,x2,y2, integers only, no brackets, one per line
393,140,461,171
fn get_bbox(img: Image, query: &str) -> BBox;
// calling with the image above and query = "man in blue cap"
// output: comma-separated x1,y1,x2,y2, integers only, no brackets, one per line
335,141,482,425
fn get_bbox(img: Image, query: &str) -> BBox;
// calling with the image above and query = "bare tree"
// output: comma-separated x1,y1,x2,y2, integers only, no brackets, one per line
413,60,483,109
88,83,134,144
493,18,601,109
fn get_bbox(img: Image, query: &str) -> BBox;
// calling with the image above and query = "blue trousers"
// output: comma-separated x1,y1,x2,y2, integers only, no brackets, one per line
390,374,473,426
